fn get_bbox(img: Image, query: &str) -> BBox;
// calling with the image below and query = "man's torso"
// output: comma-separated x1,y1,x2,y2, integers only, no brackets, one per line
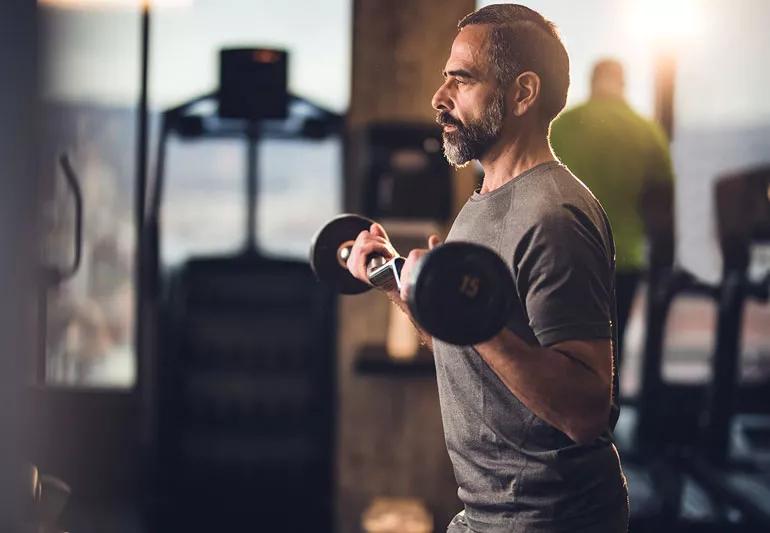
434,161,628,532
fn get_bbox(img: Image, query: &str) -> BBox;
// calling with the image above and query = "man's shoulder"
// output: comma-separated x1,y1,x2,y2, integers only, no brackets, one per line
514,167,610,243
516,163,599,213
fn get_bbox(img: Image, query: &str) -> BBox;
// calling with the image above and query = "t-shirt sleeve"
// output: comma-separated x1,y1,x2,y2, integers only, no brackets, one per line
513,205,614,347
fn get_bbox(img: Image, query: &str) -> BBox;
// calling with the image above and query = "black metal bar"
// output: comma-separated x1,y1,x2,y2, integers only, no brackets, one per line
162,93,344,140
144,113,169,298
635,269,673,452
137,6,150,240
134,4,150,392
702,270,746,465
150,113,170,220
245,123,259,252
164,91,216,119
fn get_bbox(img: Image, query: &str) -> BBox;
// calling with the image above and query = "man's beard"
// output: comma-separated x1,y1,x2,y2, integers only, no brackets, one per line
436,90,505,167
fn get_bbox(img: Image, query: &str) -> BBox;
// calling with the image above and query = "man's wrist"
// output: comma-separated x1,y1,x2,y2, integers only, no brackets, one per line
384,290,407,312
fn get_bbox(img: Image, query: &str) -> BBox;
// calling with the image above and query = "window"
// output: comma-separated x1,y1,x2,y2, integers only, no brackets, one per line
154,0,350,265
39,3,141,387
38,0,352,387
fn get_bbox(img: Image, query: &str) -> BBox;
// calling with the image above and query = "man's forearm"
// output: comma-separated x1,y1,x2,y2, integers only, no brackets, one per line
385,291,434,351
475,331,610,444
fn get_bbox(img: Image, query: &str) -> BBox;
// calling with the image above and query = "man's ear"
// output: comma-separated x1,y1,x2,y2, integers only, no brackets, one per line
509,71,541,117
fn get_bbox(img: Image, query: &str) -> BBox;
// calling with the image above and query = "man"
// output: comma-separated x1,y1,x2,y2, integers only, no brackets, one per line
550,59,675,363
348,5,627,532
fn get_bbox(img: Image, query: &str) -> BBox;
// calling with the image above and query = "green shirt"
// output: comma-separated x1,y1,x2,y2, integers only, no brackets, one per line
550,98,674,270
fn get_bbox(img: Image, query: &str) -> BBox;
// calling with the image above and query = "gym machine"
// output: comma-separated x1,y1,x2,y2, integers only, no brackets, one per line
624,167,770,532
148,49,343,532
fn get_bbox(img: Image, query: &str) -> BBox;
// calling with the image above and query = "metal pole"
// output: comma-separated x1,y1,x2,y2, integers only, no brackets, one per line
245,123,259,253
133,4,155,477
135,2,150,381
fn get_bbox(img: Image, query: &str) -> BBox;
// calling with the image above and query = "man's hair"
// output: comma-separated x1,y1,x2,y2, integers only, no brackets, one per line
458,4,570,124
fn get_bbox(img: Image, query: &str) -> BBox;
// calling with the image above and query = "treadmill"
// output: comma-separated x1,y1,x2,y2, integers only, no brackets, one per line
146,50,346,532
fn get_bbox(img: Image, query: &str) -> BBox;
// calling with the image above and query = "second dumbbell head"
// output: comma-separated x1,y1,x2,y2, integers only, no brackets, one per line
310,214,376,295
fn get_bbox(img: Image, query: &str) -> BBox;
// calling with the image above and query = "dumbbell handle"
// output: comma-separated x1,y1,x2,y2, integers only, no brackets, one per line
366,255,405,292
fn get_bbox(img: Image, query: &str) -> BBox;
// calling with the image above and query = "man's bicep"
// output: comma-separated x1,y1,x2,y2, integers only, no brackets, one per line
515,210,614,347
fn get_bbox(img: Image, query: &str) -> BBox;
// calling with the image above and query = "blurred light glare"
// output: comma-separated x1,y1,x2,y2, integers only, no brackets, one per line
628,0,704,47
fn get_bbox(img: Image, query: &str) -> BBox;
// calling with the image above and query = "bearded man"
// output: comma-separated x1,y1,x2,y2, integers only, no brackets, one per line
346,4,629,532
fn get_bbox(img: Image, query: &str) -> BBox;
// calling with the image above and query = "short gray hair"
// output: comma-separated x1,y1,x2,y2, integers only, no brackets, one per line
458,4,570,123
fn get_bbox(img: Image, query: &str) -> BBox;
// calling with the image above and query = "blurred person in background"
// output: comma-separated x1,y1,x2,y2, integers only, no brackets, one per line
550,59,675,364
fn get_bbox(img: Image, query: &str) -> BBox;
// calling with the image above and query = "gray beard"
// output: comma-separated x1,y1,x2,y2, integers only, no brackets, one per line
442,91,505,167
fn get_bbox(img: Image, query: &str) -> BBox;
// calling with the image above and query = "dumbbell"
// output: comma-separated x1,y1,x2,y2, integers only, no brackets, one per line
309,214,515,345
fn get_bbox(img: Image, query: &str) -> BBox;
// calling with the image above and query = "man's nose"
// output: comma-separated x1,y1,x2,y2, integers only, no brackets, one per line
431,82,452,112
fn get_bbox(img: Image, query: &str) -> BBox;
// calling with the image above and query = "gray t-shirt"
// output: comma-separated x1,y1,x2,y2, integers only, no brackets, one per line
435,161,628,532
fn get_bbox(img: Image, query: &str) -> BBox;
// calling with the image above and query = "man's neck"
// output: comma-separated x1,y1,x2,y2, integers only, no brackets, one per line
590,89,624,101
478,130,556,194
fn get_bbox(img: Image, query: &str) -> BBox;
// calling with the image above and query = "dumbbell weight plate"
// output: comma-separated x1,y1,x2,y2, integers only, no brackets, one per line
407,242,514,345
310,214,375,295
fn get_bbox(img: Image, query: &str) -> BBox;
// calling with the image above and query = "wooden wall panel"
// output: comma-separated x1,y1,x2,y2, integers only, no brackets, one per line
337,1,476,532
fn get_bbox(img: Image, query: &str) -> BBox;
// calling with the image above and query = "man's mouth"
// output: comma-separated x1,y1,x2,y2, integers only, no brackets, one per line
436,112,462,133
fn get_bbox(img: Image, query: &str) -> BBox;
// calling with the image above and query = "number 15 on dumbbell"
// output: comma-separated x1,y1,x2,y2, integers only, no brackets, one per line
310,214,515,346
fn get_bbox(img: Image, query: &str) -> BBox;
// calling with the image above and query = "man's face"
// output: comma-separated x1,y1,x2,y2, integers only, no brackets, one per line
432,25,506,167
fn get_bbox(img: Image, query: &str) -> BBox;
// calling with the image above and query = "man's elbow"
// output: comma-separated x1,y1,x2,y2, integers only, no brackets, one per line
567,423,605,446
566,405,610,445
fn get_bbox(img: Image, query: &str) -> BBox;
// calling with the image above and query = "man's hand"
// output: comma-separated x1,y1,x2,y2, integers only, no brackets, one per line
346,223,399,289
399,234,441,302
346,228,441,351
